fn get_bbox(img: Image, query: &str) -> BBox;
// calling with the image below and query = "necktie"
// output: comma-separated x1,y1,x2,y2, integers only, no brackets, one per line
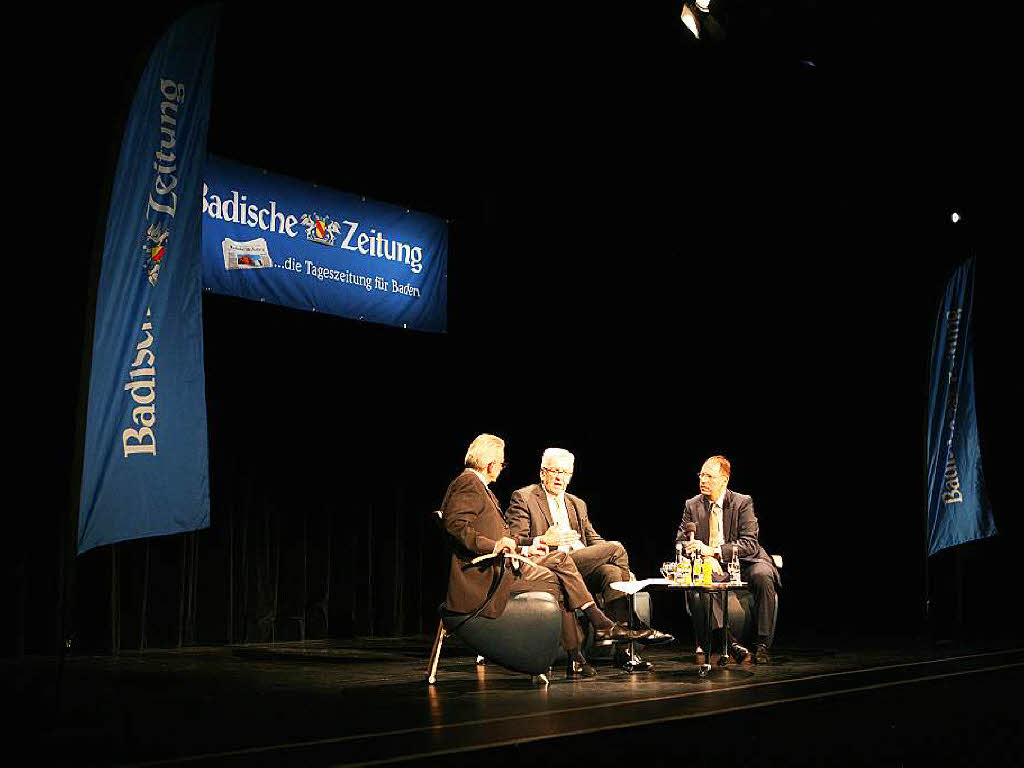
709,502,721,550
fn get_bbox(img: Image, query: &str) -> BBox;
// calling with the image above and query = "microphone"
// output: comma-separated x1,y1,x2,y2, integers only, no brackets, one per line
676,521,697,543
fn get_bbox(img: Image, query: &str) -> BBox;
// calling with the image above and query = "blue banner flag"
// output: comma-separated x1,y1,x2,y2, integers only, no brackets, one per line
925,257,996,556
78,7,219,554
200,155,448,332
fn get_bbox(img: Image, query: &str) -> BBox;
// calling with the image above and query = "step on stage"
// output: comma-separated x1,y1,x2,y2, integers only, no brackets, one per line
13,638,1024,766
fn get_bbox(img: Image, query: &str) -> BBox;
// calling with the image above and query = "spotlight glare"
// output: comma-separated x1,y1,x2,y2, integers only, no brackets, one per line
951,212,961,223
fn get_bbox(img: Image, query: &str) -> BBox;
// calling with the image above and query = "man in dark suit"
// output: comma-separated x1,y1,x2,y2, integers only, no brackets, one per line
506,447,672,670
678,455,779,664
442,434,649,679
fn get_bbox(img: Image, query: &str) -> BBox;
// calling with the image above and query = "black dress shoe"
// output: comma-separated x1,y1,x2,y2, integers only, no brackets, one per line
593,622,653,643
754,644,771,665
613,647,653,671
566,658,598,679
641,628,674,645
630,619,674,645
729,642,751,664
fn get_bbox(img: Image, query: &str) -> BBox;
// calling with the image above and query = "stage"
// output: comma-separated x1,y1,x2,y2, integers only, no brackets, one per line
12,2,1017,766
10,635,1023,766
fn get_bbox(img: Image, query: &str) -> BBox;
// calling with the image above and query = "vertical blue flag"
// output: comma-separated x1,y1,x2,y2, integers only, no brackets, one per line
78,6,220,554
925,257,996,556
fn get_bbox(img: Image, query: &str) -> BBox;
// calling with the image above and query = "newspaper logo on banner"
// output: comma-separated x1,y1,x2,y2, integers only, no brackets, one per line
222,237,272,269
301,212,341,246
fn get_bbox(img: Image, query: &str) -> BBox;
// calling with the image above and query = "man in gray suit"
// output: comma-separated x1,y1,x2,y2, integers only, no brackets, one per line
506,447,672,669
679,455,780,664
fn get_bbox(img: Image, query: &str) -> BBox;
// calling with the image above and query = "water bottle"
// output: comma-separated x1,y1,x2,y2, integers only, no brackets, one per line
677,555,692,586
701,555,713,586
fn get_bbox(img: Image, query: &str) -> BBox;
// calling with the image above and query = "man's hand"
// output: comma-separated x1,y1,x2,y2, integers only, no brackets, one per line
525,542,550,558
492,537,517,555
541,526,580,546
683,539,715,558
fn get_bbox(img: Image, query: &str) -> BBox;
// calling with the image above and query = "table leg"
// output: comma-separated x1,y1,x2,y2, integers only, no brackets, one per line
622,593,630,659
622,591,651,673
719,590,731,666
705,590,713,656
698,589,713,677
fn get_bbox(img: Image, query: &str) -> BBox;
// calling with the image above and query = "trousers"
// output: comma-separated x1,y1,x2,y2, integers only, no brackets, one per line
509,549,593,650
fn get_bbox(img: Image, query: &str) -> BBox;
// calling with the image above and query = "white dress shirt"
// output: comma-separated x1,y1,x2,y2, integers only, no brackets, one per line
544,490,584,552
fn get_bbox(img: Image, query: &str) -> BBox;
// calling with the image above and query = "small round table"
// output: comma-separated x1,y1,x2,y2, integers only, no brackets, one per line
611,578,748,676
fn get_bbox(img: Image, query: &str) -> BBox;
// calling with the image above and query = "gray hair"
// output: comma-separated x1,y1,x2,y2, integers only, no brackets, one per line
540,447,575,470
464,434,505,470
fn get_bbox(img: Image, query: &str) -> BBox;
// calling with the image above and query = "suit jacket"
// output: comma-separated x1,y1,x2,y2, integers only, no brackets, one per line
441,469,515,618
677,489,779,583
506,483,604,547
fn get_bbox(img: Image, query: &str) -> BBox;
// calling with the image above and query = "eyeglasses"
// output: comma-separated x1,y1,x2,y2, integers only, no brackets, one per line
697,472,721,480
543,467,573,477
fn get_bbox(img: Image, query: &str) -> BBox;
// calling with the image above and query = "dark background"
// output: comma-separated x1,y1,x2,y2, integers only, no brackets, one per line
14,0,1014,656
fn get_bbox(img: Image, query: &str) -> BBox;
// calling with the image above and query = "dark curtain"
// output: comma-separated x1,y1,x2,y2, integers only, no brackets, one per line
69,468,446,651
65,293,457,653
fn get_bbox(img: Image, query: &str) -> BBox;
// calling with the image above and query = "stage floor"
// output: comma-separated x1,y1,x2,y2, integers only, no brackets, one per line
9,635,1024,766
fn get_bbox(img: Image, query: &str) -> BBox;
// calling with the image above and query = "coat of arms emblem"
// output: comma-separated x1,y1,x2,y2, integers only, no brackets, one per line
141,220,170,286
301,212,341,246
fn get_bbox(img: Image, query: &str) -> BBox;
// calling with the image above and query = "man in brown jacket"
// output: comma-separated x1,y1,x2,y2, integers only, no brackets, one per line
442,434,649,678
507,447,673,670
